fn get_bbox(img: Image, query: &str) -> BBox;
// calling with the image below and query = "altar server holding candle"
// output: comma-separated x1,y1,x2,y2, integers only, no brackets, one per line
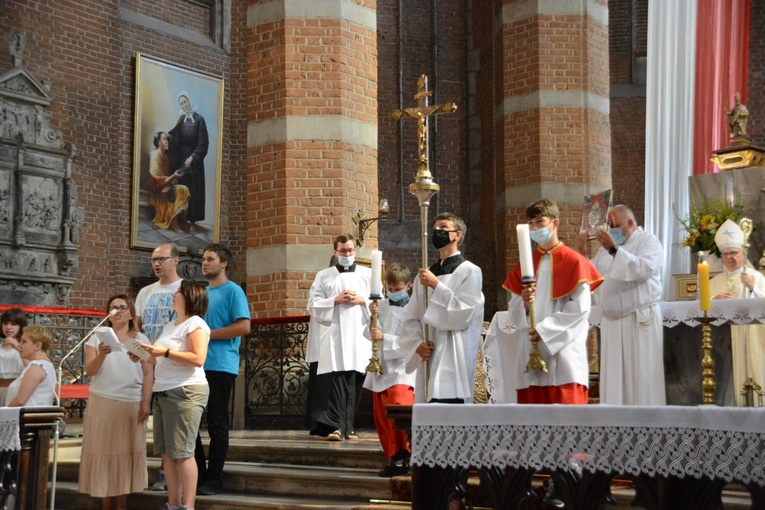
400,213,485,403
709,219,765,404
504,199,603,405
306,233,372,441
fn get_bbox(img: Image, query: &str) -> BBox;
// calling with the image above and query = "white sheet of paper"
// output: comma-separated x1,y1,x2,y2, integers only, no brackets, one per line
93,327,151,361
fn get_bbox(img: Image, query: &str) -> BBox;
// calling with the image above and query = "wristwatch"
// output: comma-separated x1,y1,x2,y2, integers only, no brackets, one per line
609,245,618,256
164,349,171,358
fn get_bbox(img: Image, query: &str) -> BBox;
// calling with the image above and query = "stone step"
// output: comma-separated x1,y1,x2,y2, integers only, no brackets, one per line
56,455,398,499
148,430,387,470
53,481,413,510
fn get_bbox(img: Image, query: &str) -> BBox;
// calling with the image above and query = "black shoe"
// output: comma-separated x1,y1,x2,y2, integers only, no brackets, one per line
543,479,565,509
197,478,223,496
378,457,410,477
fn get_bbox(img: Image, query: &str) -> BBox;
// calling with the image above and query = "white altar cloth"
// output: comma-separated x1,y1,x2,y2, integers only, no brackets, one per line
0,407,20,451
588,298,765,329
411,403,765,485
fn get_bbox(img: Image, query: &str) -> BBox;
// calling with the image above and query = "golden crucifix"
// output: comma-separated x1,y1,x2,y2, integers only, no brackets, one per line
391,74,457,401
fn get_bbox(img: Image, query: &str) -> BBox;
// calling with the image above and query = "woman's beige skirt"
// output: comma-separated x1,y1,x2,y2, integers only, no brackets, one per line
78,393,147,497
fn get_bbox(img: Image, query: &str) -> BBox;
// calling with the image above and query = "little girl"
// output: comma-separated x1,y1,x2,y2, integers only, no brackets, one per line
0,309,28,405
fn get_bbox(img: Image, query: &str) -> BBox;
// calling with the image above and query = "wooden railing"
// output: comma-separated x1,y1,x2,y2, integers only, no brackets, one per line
0,407,64,510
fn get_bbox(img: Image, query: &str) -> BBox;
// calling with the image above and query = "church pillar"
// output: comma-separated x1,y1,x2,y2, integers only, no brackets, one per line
245,0,378,316
499,0,611,278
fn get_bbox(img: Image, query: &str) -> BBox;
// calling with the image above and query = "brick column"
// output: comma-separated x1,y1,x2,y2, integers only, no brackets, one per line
245,0,378,317
501,0,611,270
497,0,611,373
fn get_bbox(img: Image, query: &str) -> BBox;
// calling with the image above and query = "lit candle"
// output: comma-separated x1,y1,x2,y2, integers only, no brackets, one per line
517,224,534,280
370,250,382,297
698,261,711,311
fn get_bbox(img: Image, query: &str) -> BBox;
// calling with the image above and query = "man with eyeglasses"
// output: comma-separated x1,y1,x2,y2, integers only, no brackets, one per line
306,234,372,441
709,219,765,404
134,243,182,490
574,204,665,406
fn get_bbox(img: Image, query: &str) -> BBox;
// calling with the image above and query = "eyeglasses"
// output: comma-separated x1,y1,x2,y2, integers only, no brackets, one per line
335,249,355,255
109,305,129,312
151,256,173,264
721,252,742,259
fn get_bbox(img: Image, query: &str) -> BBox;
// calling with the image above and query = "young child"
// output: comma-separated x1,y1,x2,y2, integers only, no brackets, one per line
364,263,416,477
0,309,27,404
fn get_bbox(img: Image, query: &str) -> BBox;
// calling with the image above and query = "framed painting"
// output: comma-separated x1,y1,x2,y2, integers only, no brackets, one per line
130,53,224,253
579,190,612,239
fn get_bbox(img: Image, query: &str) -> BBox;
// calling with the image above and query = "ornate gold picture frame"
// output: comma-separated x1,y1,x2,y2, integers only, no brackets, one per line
130,53,224,253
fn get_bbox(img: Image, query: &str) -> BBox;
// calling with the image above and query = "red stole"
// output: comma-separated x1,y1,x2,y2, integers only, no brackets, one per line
503,242,603,299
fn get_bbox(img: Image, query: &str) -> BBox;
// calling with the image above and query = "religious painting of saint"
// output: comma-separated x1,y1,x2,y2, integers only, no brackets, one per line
579,189,612,239
130,53,224,253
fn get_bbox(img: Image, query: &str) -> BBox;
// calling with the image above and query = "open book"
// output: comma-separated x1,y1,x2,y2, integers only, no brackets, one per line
93,327,151,362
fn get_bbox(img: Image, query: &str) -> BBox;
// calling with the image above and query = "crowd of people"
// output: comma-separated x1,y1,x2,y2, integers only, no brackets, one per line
3,196,761,508
0,242,248,510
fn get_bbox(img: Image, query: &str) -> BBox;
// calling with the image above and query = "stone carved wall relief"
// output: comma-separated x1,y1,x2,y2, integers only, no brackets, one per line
0,46,81,305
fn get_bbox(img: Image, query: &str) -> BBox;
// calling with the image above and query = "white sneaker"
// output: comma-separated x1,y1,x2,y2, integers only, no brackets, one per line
151,470,167,491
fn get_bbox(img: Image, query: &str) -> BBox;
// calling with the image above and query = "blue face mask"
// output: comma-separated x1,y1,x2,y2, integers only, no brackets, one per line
387,289,409,303
529,225,552,245
338,256,355,267
610,228,626,246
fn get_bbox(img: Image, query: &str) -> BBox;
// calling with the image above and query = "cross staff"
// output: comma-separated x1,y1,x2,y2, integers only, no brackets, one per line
392,74,457,402
392,74,457,182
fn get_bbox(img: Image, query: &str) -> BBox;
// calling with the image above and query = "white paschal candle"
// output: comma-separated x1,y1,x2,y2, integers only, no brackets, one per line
371,250,382,296
516,224,534,279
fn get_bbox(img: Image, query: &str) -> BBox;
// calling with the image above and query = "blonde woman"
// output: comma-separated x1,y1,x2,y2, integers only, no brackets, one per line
6,325,55,407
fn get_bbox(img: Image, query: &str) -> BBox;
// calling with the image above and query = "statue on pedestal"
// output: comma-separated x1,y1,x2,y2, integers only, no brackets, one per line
727,92,750,145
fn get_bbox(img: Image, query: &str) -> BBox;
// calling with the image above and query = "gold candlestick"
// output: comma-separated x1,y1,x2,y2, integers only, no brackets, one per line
523,279,548,373
366,295,383,375
698,313,715,405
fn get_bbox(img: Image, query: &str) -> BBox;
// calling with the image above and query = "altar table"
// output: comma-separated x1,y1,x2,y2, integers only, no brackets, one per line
410,403,765,510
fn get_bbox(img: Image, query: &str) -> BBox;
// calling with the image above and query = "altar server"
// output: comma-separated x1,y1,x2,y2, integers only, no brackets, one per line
306,234,372,441
364,262,416,477
400,213,485,403
574,205,666,405
710,219,765,404
504,199,603,404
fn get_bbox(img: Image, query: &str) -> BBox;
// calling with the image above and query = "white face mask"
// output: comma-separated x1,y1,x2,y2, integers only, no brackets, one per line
338,256,355,267
529,225,552,245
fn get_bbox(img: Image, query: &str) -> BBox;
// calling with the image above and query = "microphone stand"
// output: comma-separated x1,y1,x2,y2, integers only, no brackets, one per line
49,309,116,510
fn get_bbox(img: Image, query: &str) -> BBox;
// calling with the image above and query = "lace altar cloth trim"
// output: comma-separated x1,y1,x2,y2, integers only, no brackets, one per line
0,408,20,451
412,404,765,485
588,298,765,329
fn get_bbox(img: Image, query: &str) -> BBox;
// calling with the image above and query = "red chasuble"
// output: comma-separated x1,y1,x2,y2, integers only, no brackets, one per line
503,242,604,299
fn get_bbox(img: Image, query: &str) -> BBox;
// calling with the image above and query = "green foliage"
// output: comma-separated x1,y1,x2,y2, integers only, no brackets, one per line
675,194,744,257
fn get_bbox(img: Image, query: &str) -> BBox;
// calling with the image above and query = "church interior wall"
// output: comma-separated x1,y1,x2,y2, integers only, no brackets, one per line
9,0,754,318
0,0,247,309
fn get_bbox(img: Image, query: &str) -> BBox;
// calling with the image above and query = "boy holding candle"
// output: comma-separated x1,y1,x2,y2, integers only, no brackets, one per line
503,198,603,405
400,213,485,403
306,233,372,441
364,262,416,477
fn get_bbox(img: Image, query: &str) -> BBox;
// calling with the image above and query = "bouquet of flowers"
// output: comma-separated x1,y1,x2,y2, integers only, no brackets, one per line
675,195,744,257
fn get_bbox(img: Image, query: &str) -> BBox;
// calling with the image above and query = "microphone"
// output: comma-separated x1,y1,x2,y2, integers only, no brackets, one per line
50,307,117,510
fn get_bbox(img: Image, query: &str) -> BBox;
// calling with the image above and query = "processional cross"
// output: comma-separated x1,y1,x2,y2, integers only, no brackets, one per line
391,74,457,401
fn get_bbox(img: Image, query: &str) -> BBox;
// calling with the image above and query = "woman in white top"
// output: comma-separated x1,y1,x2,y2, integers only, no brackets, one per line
0,308,27,404
6,325,55,407
78,295,153,510
140,280,210,510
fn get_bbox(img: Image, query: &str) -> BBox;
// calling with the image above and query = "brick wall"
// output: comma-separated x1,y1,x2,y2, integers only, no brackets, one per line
0,0,239,309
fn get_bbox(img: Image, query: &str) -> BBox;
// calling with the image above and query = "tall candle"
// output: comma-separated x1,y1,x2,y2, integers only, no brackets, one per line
698,261,711,311
370,250,382,297
516,224,534,279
